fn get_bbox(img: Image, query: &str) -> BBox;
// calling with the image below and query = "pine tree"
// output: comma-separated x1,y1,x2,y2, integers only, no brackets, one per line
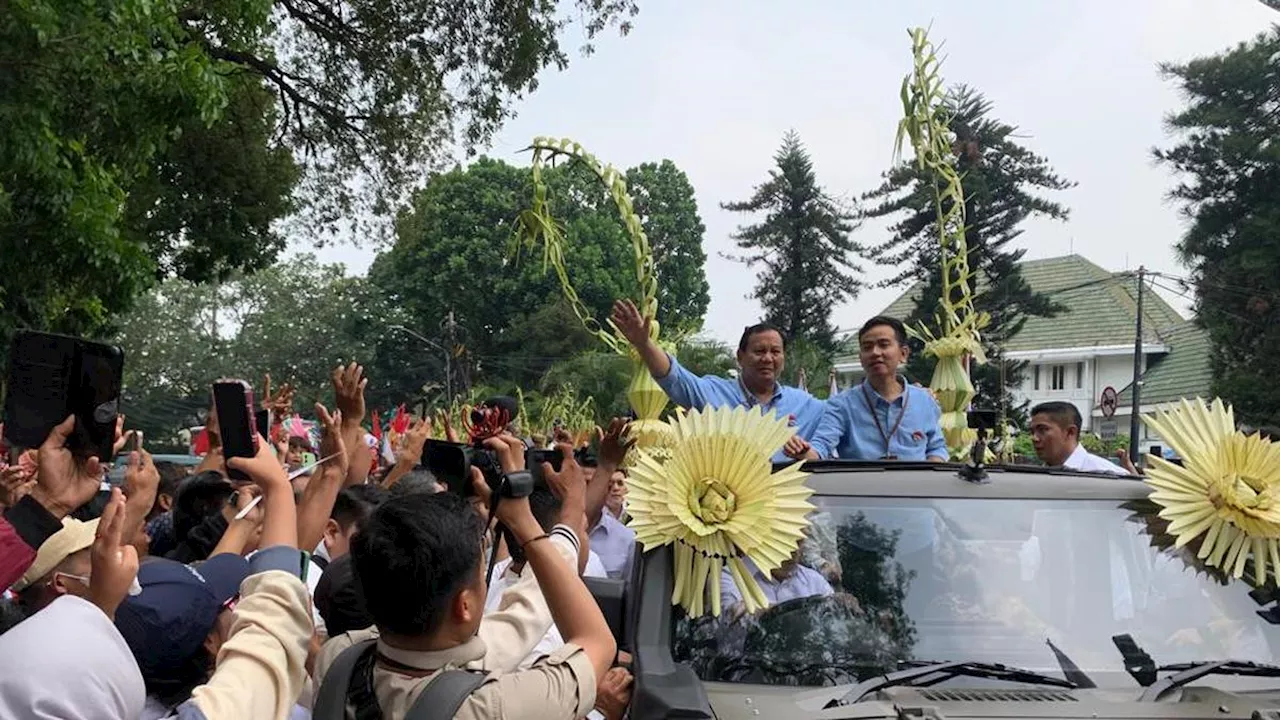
1154,28,1280,426
723,131,862,354
860,86,1073,425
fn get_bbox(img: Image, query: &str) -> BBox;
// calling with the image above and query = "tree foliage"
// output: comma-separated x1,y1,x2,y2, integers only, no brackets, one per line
861,87,1072,424
723,131,862,353
198,0,640,238
369,156,709,402
113,256,394,450
1154,28,1280,426
0,0,637,358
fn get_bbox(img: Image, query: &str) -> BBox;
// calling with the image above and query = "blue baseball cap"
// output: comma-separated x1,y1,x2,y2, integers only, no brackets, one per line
114,553,250,684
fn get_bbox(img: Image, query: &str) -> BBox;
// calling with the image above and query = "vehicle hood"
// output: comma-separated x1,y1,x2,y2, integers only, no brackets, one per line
704,681,1280,719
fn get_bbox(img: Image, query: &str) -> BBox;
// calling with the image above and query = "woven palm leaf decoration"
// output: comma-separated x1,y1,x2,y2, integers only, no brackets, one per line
1142,397,1280,584
515,138,676,464
627,405,814,617
894,27,991,456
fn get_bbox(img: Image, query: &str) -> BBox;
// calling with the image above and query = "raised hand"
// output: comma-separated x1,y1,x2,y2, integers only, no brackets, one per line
261,373,296,419
331,363,368,426
609,299,652,349
89,487,139,620
315,403,350,478
225,433,290,494
112,415,136,456
482,434,527,475
396,416,432,468
596,418,634,469
29,416,104,519
543,443,585,508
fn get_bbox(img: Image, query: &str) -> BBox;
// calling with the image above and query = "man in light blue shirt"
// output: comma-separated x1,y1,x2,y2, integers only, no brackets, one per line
807,316,948,461
610,299,825,463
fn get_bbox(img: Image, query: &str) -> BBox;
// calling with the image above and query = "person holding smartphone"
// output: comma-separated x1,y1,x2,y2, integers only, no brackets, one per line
311,434,616,719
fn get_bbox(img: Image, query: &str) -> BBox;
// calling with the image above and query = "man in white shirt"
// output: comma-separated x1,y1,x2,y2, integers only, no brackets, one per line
1029,402,1133,476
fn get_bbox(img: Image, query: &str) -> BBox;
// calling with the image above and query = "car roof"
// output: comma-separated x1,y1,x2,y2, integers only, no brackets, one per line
800,460,1151,501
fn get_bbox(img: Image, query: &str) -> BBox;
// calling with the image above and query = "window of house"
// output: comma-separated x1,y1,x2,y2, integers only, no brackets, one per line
1076,362,1084,389
1051,365,1066,391
1033,365,1040,391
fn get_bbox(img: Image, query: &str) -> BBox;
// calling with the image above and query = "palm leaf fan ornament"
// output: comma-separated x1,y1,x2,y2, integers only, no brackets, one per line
514,138,676,464
894,28,991,457
626,405,814,618
1141,397,1280,585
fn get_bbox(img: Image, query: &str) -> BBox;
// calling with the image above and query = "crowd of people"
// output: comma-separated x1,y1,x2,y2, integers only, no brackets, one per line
0,298,1144,720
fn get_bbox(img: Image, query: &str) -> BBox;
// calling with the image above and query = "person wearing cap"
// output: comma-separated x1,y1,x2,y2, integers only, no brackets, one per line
1,416,109,593
114,553,251,716
11,516,99,614
611,299,826,464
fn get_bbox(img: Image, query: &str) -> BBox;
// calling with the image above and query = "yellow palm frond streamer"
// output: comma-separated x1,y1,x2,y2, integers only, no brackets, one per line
626,405,814,617
1142,397,1280,584
895,28,991,457
514,138,676,463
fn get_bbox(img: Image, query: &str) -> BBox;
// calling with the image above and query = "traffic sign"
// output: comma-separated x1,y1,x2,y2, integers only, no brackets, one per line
1100,420,1118,440
1100,386,1118,419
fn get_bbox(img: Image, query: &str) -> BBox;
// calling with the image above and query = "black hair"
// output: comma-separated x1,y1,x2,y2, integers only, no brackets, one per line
330,484,389,530
287,436,313,452
737,323,787,354
0,599,27,637
501,488,562,566
314,554,373,636
858,316,908,346
389,468,443,498
1030,401,1083,433
154,462,188,498
350,492,486,637
172,471,234,544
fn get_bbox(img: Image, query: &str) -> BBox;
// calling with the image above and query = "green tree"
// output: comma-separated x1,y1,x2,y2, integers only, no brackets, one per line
723,131,862,353
369,156,709,401
122,78,300,282
0,0,243,343
674,336,736,378
1154,28,1280,426
199,0,640,239
1,0,637,355
860,87,1072,425
626,161,710,335
114,256,394,448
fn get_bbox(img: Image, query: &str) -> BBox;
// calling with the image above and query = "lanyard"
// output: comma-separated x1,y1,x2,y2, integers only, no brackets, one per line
861,382,909,459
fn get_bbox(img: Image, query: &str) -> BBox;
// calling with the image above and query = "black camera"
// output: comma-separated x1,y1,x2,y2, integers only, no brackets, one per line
422,439,534,500
967,409,999,431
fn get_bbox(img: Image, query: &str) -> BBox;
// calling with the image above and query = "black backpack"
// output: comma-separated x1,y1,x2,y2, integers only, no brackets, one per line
312,639,487,720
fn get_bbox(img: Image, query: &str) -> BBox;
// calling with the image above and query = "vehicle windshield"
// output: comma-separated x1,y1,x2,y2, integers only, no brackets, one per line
672,495,1280,688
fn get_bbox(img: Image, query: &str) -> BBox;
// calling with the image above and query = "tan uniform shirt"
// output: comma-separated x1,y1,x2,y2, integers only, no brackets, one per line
314,527,595,719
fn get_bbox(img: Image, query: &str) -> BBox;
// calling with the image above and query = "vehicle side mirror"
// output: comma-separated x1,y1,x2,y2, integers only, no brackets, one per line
585,576,626,648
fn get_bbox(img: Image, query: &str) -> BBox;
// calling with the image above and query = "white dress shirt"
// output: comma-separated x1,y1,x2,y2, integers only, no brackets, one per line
1062,443,1131,475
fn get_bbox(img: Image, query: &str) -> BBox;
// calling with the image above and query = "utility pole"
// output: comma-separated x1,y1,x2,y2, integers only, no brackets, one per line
442,309,456,403
1128,267,1145,463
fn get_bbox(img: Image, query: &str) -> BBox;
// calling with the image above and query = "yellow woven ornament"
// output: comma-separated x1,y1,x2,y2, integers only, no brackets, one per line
1142,397,1280,584
626,405,814,617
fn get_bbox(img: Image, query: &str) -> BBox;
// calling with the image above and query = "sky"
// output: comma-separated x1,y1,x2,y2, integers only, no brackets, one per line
303,0,1276,345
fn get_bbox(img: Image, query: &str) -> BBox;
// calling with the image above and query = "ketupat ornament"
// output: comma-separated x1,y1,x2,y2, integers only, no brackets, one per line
1142,397,1280,584
893,27,991,457
515,137,677,464
626,405,814,618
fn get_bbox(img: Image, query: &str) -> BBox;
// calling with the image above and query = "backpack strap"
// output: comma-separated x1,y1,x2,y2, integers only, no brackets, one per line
403,669,489,720
312,639,378,720
313,554,330,572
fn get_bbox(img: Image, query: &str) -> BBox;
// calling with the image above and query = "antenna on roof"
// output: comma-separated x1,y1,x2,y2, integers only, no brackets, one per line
1069,237,1074,255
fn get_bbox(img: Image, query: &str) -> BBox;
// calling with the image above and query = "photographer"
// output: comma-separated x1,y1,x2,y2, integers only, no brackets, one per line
312,434,616,719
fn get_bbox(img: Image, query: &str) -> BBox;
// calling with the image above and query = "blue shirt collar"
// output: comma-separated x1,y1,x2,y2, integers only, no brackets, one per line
860,376,909,406
737,374,783,408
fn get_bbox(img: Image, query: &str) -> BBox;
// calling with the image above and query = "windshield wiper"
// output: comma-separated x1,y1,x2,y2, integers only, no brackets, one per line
826,660,1077,707
1140,659,1280,702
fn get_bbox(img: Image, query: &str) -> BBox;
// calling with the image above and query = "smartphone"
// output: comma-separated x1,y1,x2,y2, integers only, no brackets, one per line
212,379,257,482
254,409,271,442
3,331,124,460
